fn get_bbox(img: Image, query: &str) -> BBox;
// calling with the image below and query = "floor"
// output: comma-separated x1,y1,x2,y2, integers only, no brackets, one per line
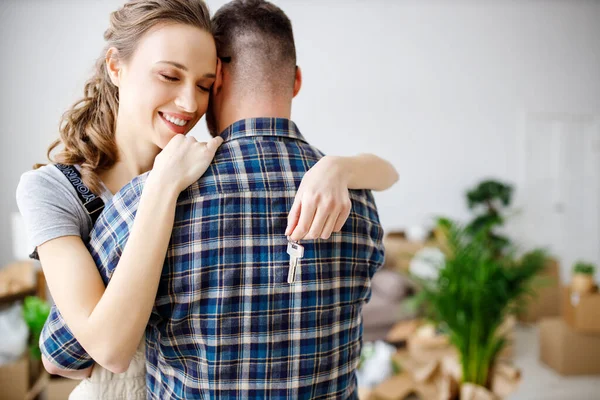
508,324,600,400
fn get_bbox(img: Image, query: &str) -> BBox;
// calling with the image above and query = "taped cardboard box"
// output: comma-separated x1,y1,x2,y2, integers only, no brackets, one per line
518,259,560,323
539,317,600,375
561,286,600,334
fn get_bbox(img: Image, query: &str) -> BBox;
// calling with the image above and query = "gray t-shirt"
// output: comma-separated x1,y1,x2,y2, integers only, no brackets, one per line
16,164,113,254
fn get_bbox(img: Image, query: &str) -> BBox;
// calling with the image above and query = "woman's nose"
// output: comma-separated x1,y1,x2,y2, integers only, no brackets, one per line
174,85,198,114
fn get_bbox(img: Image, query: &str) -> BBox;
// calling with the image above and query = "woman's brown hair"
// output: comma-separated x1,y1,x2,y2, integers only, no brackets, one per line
38,0,212,194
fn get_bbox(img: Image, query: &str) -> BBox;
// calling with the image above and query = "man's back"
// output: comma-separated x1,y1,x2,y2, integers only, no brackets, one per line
98,118,384,399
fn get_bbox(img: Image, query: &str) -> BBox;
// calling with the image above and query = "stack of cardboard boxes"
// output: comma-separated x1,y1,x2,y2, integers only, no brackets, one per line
0,262,79,399
539,281,600,375
517,259,561,323
359,317,520,400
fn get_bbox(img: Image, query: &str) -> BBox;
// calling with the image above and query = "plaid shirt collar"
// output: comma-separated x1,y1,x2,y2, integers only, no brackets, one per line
218,117,309,144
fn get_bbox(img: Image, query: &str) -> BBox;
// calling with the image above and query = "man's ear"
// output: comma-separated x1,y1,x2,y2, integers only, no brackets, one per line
105,47,121,87
212,57,224,95
293,66,302,98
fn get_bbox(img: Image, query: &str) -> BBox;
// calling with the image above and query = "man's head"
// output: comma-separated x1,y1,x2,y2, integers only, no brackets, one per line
206,0,301,136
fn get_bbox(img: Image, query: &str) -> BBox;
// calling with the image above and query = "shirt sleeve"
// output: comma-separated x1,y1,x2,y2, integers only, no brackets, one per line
15,169,85,254
355,190,385,277
87,173,147,283
39,306,94,370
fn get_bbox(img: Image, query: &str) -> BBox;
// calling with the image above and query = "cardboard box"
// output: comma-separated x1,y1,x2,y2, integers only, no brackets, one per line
0,262,37,304
46,375,80,400
386,319,421,345
383,232,435,273
26,371,80,400
561,286,600,334
371,373,415,400
358,387,374,400
0,356,29,400
539,317,600,375
518,259,560,323
390,350,520,399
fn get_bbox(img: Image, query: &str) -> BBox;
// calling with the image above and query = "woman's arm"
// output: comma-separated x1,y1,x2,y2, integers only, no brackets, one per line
37,135,222,374
286,153,398,241
334,154,399,191
38,181,178,374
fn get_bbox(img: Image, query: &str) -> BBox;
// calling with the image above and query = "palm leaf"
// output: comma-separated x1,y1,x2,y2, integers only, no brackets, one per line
418,219,547,388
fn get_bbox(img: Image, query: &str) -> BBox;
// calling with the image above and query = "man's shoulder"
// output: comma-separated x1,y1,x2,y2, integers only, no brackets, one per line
89,172,147,237
188,136,325,197
109,172,147,206
221,134,325,164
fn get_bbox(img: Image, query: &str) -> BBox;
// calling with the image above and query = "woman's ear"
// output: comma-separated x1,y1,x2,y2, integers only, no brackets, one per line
105,47,121,87
293,66,302,98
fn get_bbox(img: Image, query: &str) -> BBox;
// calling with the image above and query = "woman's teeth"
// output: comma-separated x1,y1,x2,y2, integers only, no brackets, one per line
163,113,188,127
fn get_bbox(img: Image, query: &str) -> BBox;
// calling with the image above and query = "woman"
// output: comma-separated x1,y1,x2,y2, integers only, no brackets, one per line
16,0,398,398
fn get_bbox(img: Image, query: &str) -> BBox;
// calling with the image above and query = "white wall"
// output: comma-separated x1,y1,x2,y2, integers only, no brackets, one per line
1,1,599,276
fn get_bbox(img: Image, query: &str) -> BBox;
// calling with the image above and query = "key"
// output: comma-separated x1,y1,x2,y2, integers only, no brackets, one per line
286,239,304,284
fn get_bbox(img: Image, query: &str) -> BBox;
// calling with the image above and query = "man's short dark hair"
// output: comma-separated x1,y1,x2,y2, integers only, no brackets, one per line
212,0,297,97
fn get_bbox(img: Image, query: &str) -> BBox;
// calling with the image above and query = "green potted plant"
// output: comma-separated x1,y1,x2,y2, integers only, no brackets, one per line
22,296,51,360
571,262,596,294
415,218,547,397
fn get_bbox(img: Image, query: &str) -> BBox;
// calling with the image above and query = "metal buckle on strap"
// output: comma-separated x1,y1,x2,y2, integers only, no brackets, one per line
83,197,105,215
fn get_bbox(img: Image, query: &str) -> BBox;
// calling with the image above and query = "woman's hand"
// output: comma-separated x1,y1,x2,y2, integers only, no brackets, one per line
285,156,353,241
150,134,223,194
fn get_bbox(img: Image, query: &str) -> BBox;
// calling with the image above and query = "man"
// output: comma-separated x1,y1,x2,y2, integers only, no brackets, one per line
42,1,384,398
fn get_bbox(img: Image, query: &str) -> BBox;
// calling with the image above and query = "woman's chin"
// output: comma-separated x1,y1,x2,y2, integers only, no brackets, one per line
158,132,181,148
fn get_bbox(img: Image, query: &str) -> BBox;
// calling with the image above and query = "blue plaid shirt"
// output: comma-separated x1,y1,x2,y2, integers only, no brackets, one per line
40,118,384,399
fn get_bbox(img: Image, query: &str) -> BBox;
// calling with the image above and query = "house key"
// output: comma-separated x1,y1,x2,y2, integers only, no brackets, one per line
287,239,304,284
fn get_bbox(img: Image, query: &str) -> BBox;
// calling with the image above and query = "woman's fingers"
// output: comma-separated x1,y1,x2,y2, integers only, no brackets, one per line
319,213,338,240
305,205,330,240
286,199,302,236
205,136,224,153
333,201,351,232
289,198,316,241
287,192,352,240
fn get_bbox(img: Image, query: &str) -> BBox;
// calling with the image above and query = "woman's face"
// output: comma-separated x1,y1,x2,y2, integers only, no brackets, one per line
115,23,216,149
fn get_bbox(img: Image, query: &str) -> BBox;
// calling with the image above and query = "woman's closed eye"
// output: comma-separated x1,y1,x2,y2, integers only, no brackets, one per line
160,74,179,82
160,73,211,93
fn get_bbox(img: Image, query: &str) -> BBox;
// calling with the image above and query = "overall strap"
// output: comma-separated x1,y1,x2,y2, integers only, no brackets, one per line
54,164,105,225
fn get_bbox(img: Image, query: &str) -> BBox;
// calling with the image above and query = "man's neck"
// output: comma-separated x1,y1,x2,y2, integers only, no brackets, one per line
218,97,292,134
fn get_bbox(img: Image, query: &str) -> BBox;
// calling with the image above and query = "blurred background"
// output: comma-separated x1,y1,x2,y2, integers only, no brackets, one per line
0,1,599,399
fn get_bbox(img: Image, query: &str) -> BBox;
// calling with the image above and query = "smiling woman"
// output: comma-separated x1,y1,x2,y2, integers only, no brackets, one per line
104,22,216,151
16,1,218,398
